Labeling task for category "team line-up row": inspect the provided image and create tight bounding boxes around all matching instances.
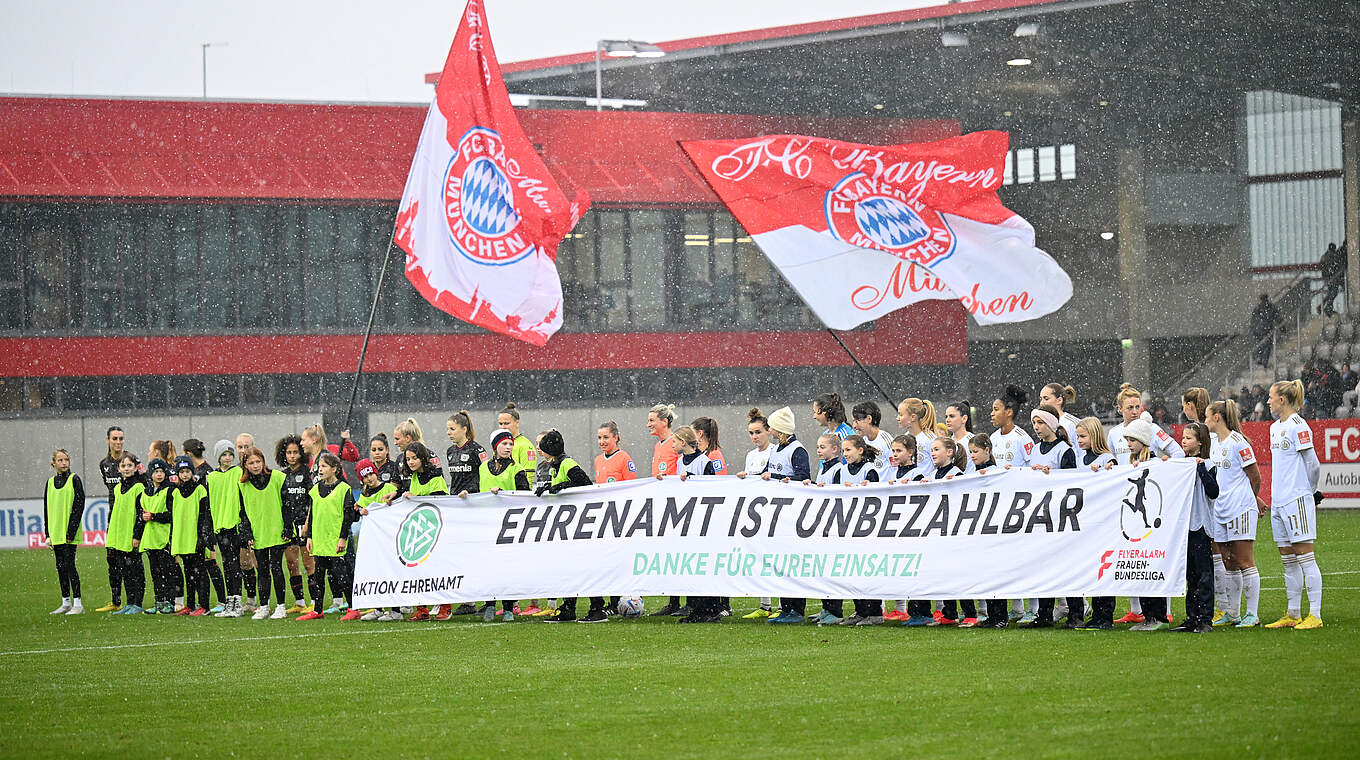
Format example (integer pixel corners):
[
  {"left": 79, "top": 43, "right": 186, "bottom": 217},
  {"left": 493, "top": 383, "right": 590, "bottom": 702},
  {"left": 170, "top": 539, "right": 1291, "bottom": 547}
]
[{"left": 39, "top": 380, "right": 1324, "bottom": 631}]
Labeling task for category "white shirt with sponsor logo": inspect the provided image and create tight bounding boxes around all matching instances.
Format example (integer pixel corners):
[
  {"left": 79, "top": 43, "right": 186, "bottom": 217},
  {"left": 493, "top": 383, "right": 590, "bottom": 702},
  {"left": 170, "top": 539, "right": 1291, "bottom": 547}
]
[
  {"left": 953, "top": 432, "right": 977, "bottom": 473},
  {"left": 865, "top": 429, "right": 897, "bottom": 479},
  {"left": 744, "top": 446, "right": 771, "bottom": 476},
  {"left": 989, "top": 426, "right": 1033, "bottom": 468},
  {"left": 1269, "top": 413, "right": 1315, "bottom": 505},
  {"left": 1210, "top": 430, "right": 1257, "bottom": 519},
  {"left": 915, "top": 430, "right": 938, "bottom": 472}
]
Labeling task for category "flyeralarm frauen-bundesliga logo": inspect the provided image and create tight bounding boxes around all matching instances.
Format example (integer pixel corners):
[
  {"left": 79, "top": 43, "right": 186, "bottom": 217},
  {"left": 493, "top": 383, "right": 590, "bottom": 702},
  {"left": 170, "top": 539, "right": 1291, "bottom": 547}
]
[{"left": 396, "top": 503, "right": 443, "bottom": 568}]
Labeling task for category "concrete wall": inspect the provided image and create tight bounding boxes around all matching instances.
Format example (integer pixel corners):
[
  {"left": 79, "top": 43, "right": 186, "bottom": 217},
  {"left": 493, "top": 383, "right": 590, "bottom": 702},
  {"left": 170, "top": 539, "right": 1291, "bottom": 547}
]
[{"left": 10, "top": 412, "right": 326, "bottom": 501}]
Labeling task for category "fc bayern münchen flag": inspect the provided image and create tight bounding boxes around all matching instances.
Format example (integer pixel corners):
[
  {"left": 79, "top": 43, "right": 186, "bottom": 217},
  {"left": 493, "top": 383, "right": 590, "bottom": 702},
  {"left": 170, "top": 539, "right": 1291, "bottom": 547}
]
[
  {"left": 395, "top": 0, "right": 588, "bottom": 345},
  {"left": 680, "top": 132, "right": 1070, "bottom": 327}
]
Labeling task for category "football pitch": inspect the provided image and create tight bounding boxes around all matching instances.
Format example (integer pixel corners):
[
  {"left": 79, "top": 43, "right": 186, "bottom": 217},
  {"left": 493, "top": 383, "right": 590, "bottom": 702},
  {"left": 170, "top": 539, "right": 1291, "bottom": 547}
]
[{"left": 3, "top": 515, "right": 1358, "bottom": 759}]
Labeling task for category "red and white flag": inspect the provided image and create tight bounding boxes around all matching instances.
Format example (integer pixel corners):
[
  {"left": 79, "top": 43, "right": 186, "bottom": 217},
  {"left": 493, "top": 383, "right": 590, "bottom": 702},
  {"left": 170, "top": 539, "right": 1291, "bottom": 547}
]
[
  {"left": 680, "top": 131, "right": 1070, "bottom": 328},
  {"left": 395, "top": 0, "right": 587, "bottom": 345}
]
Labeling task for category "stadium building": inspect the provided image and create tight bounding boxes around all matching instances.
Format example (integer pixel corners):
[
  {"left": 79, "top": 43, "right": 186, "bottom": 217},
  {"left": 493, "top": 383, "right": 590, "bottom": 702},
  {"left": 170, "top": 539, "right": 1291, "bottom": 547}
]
[{"left": 0, "top": 0, "right": 1357, "bottom": 490}]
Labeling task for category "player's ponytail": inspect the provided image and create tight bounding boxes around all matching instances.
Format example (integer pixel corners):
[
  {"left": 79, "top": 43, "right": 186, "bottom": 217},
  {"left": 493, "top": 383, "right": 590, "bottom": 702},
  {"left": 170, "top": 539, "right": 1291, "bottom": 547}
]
[
  {"left": 1181, "top": 387, "right": 1210, "bottom": 422},
  {"left": 649, "top": 403, "right": 675, "bottom": 427},
  {"left": 1208, "top": 400, "right": 1241, "bottom": 433},
  {"left": 448, "top": 410, "right": 476, "bottom": 442},
  {"left": 814, "top": 393, "right": 847, "bottom": 426},
  {"left": 747, "top": 407, "right": 768, "bottom": 429},
  {"left": 1270, "top": 379, "right": 1305, "bottom": 411},
  {"left": 396, "top": 417, "right": 423, "bottom": 442},
  {"left": 902, "top": 397, "right": 936, "bottom": 431}
]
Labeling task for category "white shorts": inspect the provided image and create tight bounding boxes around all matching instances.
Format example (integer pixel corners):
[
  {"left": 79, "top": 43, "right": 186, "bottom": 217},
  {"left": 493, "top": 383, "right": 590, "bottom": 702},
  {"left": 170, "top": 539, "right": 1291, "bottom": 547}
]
[
  {"left": 1212, "top": 509, "right": 1257, "bottom": 543},
  {"left": 1271, "top": 496, "right": 1317, "bottom": 546}
]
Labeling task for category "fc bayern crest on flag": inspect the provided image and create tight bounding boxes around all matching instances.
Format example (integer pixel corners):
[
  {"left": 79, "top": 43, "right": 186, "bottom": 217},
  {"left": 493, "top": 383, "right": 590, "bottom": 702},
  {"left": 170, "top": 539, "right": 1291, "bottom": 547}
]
[
  {"left": 443, "top": 127, "right": 535, "bottom": 266},
  {"left": 824, "top": 172, "right": 956, "bottom": 266}
]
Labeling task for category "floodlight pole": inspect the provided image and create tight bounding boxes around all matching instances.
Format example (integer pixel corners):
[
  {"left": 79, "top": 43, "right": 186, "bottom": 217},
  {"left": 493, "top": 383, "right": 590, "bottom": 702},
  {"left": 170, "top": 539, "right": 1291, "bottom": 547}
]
[{"left": 594, "top": 41, "right": 604, "bottom": 112}]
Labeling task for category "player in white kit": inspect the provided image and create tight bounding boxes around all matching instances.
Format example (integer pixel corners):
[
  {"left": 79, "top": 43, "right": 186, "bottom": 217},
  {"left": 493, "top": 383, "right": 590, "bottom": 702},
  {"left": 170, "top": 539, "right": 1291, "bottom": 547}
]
[
  {"left": 989, "top": 385, "right": 1035, "bottom": 621},
  {"left": 1264, "top": 380, "right": 1324, "bottom": 630},
  {"left": 1039, "top": 382, "right": 1082, "bottom": 446},
  {"left": 1205, "top": 400, "right": 1265, "bottom": 627},
  {"left": 739, "top": 408, "right": 777, "bottom": 619},
  {"left": 1181, "top": 386, "right": 1230, "bottom": 623}
]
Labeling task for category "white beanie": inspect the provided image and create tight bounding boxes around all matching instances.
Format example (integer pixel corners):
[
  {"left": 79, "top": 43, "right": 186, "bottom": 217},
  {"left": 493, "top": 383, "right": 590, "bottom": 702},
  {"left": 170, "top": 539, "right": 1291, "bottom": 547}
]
[
  {"left": 1124, "top": 419, "right": 1154, "bottom": 447},
  {"left": 213, "top": 439, "right": 234, "bottom": 461},
  {"left": 768, "top": 406, "right": 795, "bottom": 435}
]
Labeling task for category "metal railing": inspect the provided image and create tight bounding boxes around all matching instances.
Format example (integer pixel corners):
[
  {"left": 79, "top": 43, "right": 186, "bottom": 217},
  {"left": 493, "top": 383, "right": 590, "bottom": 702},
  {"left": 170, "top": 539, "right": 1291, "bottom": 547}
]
[{"left": 1157, "top": 274, "right": 1325, "bottom": 402}]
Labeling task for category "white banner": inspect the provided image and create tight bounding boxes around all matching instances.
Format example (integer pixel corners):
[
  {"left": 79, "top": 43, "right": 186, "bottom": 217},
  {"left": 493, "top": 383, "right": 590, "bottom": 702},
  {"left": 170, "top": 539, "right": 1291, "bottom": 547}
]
[
  {"left": 352, "top": 460, "right": 1196, "bottom": 607},
  {"left": 0, "top": 497, "right": 109, "bottom": 550}
]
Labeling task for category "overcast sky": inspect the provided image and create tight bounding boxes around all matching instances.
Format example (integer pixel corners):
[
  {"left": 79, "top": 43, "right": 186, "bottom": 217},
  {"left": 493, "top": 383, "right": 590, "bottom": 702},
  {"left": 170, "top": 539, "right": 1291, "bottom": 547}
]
[{"left": 0, "top": 0, "right": 941, "bottom": 104}]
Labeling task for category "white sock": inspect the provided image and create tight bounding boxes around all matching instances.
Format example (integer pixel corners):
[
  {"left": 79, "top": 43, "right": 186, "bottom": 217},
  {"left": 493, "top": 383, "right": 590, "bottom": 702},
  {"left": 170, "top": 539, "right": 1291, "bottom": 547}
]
[
  {"left": 1130, "top": 597, "right": 1143, "bottom": 614},
  {"left": 760, "top": 597, "right": 771, "bottom": 608},
  {"left": 1025, "top": 598, "right": 1039, "bottom": 614},
  {"left": 1212, "top": 553, "right": 1227, "bottom": 609},
  {"left": 175, "top": 596, "right": 184, "bottom": 608},
  {"left": 1298, "top": 552, "right": 1322, "bottom": 618},
  {"left": 1282, "top": 554, "right": 1303, "bottom": 618},
  {"left": 1225, "top": 569, "right": 1242, "bottom": 618},
  {"left": 1011, "top": 599, "right": 1023, "bottom": 614},
  {"left": 1241, "top": 566, "right": 1260, "bottom": 617},
  {"left": 71, "top": 598, "right": 82, "bottom": 607}
]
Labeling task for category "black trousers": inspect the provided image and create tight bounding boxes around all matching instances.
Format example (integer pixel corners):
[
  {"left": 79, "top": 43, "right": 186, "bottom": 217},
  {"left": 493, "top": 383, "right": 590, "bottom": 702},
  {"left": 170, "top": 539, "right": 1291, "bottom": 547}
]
[
  {"left": 1185, "top": 528, "right": 1214, "bottom": 625},
  {"left": 107, "top": 548, "right": 145, "bottom": 607},
  {"left": 310, "top": 555, "right": 352, "bottom": 613},
  {"left": 906, "top": 599, "right": 931, "bottom": 618},
  {"left": 777, "top": 597, "right": 806, "bottom": 615},
  {"left": 560, "top": 596, "right": 606, "bottom": 616},
  {"left": 179, "top": 552, "right": 208, "bottom": 609},
  {"left": 940, "top": 599, "right": 976, "bottom": 621},
  {"left": 53, "top": 544, "right": 81, "bottom": 598},
  {"left": 203, "top": 555, "right": 227, "bottom": 603},
  {"left": 690, "top": 596, "right": 722, "bottom": 615},
  {"left": 215, "top": 528, "right": 243, "bottom": 596},
  {"left": 146, "top": 548, "right": 176, "bottom": 605},
  {"left": 1138, "top": 596, "right": 1168, "bottom": 623},
  {"left": 820, "top": 598, "right": 844, "bottom": 617},
  {"left": 253, "top": 545, "right": 287, "bottom": 607},
  {"left": 1036, "top": 596, "right": 1084, "bottom": 623},
  {"left": 983, "top": 599, "right": 1009, "bottom": 624},
  {"left": 853, "top": 599, "right": 882, "bottom": 617},
  {"left": 1090, "top": 596, "right": 1115, "bottom": 625}
]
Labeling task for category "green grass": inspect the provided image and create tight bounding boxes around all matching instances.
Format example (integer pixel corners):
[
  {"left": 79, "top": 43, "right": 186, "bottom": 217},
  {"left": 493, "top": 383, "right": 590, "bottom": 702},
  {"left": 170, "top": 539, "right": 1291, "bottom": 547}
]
[{"left": 3, "top": 516, "right": 1359, "bottom": 759}]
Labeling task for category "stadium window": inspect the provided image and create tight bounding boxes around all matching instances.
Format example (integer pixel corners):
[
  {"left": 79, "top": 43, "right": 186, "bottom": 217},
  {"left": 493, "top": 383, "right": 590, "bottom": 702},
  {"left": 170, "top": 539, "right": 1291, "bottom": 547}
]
[
  {"left": 303, "top": 207, "right": 339, "bottom": 328},
  {"left": 198, "top": 206, "right": 232, "bottom": 329},
  {"left": 628, "top": 210, "right": 667, "bottom": 328},
  {"left": 233, "top": 206, "right": 269, "bottom": 329},
  {"left": 1060, "top": 144, "right": 1077, "bottom": 179},
  {"left": 0, "top": 204, "right": 24, "bottom": 330},
  {"left": 0, "top": 378, "right": 20, "bottom": 411},
  {"left": 1015, "top": 148, "right": 1035, "bottom": 184},
  {"left": 1037, "top": 146, "right": 1057, "bottom": 182},
  {"left": 596, "top": 210, "right": 632, "bottom": 328},
  {"left": 335, "top": 208, "right": 371, "bottom": 328},
  {"left": 1003, "top": 151, "right": 1014, "bottom": 185}
]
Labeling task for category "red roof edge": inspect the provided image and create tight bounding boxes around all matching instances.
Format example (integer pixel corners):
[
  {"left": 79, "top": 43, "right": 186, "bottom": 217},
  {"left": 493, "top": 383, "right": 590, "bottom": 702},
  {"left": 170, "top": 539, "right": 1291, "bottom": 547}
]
[{"left": 486, "top": 0, "right": 1062, "bottom": 76}]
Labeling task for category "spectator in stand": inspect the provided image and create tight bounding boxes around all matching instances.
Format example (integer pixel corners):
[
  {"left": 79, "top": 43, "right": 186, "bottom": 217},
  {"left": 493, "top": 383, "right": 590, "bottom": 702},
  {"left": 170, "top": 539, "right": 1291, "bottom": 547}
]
[
  {"left": 1251, "top": 293, "right": 1282, "bottom": 368},
  {"left": 1304, "top": 361, "right": 1328, "bottom": 418},
  {"left": 1248, "top": 384, "right": 1270, "bottom": 421},
  {"left": 1320, "top": 361, "right": 1343, "bottom": 419},
  {"left": 1340, "top": 363, "right": 1358, "bottom": 398},
  {"left": 1319, "top": 242, "right": 1345, "bottom": 317}
]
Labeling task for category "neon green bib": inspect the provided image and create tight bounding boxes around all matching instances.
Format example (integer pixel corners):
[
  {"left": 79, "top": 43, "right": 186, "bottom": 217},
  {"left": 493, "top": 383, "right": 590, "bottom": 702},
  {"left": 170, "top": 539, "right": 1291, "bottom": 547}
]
[
  {"left": 45, "top": 475, "right": 77, "bottom": 546},
  {"left": 307, "top": 482, "right": 350, "bottom": 558},
  {"left": 357, "top": 482, "right": 396, "bottom": 509},
  {"left": 106, "top": 481, "right": 145, "bottom": 552},
  {"left": 407, "top": 471, "right": 449, "bottom": 497},
  {"left": 140, "top": 486, "right": 171, "bottom": 550},
  {"left": 478, "top": 460, "right": 523, "bottom": 492},
  {"left": 170, "top": 485, "right": 207, "bottom": 555},
  {"left": 241, "top": 469, "right": 286, "bottom": 549},
  {"left": 206, "top": 467, "right": 242, "bottom": 531},
  {"left": 551, "top": 457, "right": 582, "bottom": 488}
]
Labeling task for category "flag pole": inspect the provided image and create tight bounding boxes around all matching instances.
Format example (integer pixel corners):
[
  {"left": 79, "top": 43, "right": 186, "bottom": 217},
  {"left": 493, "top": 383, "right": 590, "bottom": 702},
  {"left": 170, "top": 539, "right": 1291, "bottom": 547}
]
[
  {"left": 824, "top": 328, "right": 897, "bottom": 407},
  {"left": 343, "top": 227, "right": 400, "bottom": 433}
]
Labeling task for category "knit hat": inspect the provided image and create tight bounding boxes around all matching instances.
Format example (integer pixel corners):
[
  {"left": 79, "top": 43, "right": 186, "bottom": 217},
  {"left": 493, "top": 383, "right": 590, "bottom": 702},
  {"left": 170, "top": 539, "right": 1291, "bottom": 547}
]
[
  {"left": 356, "top": 458, "right": 377, "bottom": 479},
  {"left": 213, "top": 439, "right": 233, "bottom": 462},
  {"left": 539, "top": 430, "right": 565, "bottom": 458},
  {"left": 147, "top": 458, "right": 170, "bottom": 475},
  {"left": 174, "top": 455, "right": 194, "bottom": 473},
  {"left": 768, "top": 406, "right": 795, "bottom": 435},
  {"left": 490, "top": 429, "right": 514, "bottom": 451},
  {"left": 1124, "top": 419, "right": 1155, "bottom": 446}
]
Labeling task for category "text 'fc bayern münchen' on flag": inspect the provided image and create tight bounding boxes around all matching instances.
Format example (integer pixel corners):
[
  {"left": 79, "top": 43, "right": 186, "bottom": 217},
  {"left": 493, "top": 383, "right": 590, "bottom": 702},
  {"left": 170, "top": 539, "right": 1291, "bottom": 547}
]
[
  {"left": 395, "top": 0, "right": 588, "bottom": 346},
  {"left": 681, "top": 131, "right": 1071, "bottom": 327}
]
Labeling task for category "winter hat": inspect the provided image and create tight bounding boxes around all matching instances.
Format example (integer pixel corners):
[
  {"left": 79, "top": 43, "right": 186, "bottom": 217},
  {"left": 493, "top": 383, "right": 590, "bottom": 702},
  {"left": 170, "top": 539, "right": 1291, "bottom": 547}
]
[
  {"left": 1124, "top": 419, "right": 1155, "bottom": 446},
  {"left": 539, "top": 430, "right": 565, "bottom": 458},
  {"left": 213, "top": 439, "right": 233, "bottom": 461},
  {"left": 174, "top": 455, "right": 194, "bottom": 473},
  {"left": 1139, "top": 410, "right": 1154, "bottom": 423},
  {"left": 356, "top": 458, "right": 377, "bottom": 479},
  {"left": 489, "top": 429, "right": 514, "bottom": 451},
  {"left": 147, "top": 458, "right": 170, "bottom": 475},
  {"left": 768, "top": 406, "right": 795, "bottom": 435}
]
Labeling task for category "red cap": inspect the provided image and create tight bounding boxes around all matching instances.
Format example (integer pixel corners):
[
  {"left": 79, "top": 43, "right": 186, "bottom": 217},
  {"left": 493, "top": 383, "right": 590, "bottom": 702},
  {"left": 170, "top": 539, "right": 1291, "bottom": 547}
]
[{"left": 356, "top": 458, "right": 377, "bottom": 479}]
